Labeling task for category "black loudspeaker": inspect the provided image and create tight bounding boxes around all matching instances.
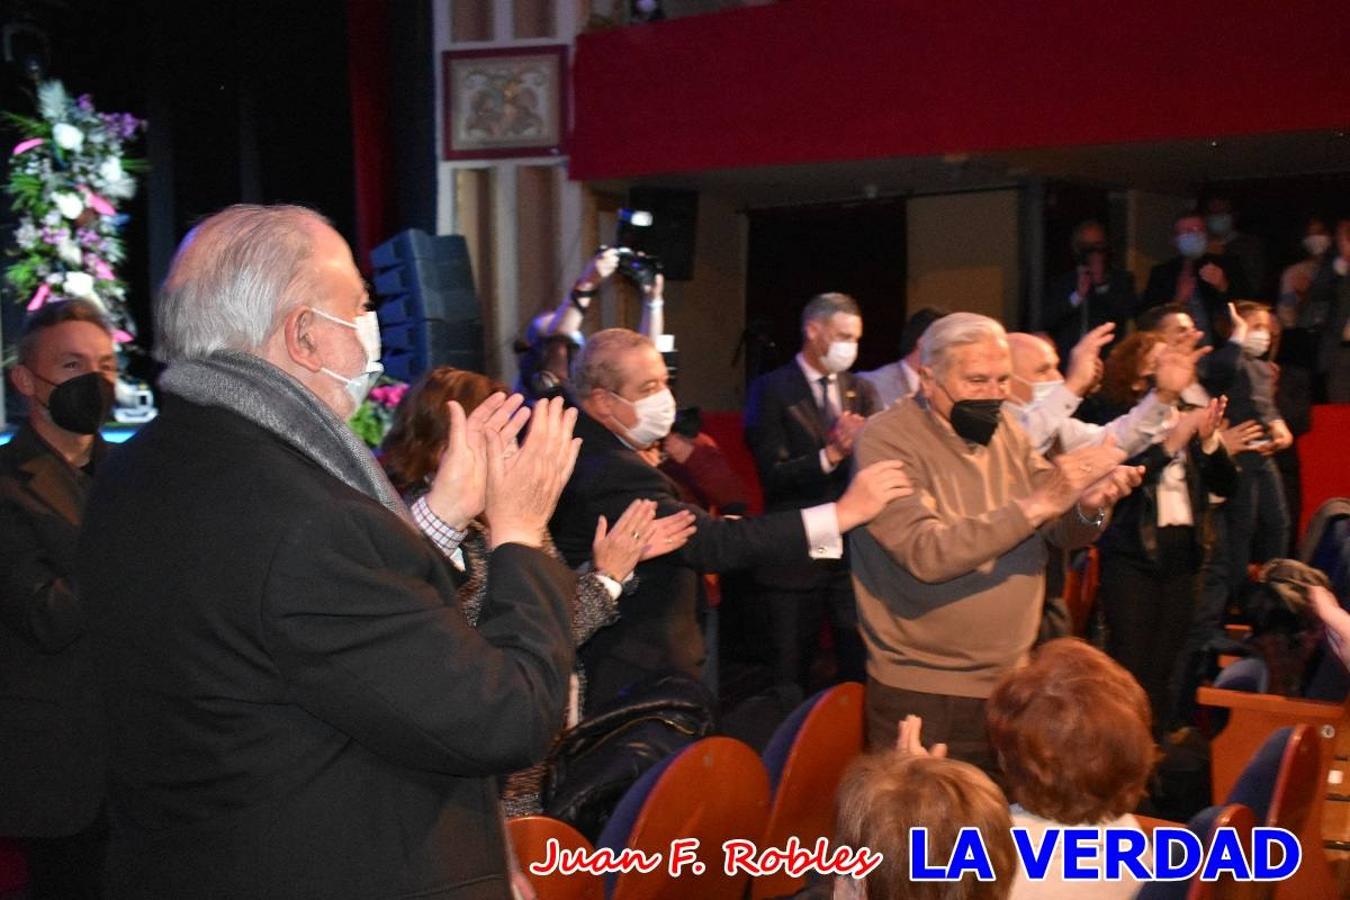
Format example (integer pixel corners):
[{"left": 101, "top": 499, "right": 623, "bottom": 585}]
[
  {"left": 370, "top": 229, "right": 483, "bottom": 382},
  {"left": 624, "top": 188, "right": 698, "bottom": 281}
]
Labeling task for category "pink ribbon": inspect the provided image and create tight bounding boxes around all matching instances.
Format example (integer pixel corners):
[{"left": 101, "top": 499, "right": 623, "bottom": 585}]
[
  {"left": 25, "top": 283, "right": 50, "bottom": 311},
  {"left": 113, "top": 329, "right": 134, "bottom": 344},
  {"left": 11, "top": 138, "right": 44, "bottom": 155},
  {"left": 82, "top": 189, "right": 116, "bottom": 217}
]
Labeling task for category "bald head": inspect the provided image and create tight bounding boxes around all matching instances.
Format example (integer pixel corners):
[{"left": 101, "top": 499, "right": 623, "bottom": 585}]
[{"left": 1007, "top": 333, "right": 1060, "bottom": 404}]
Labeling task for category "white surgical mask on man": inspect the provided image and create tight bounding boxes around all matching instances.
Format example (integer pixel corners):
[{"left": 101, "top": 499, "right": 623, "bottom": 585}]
[
  {"left": 611, "top": 387, "right": 677, "bottom": 448},
  {"left": 312, "top": 306, "right": 384, "bottom": 408},
  {"left": 822, "top": 340, "right": 858, "bottom": 374},
  {"left": 1015, "top": 376, "right": 1065, "bottom": 405},
  {"left": 1242, "top": 328, "right": 1271, "bottom": 358}
]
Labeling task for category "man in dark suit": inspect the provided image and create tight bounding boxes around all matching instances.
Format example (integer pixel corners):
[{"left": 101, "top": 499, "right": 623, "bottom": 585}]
[
  {"left": 1042, "top": 220, "right": 1136, "bottom": 366},
  {"left": 549, "top": 328, "right": 909, "bottom": 708},
  {"left": 1139, "top": 210, "right": 1249, "bottom": 345},
  {"left": 1, "top": 299, "right": 117, "bottom": 899},
  {"left": 77, "top": 204, "right": 579, "bottom": 898},
  {"left": 743, "top": 293, "right": 879, "bottom": 692}
]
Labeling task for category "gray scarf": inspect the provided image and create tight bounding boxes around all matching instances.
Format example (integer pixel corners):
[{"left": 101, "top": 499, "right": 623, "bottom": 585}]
[{"left": 160, "top": 350, "right": 412, "bottom": 523}]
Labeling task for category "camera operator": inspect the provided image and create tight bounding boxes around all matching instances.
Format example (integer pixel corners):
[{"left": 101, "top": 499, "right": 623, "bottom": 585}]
[{"left": 517, "top": 248, "right": 668, "bottom": 402}]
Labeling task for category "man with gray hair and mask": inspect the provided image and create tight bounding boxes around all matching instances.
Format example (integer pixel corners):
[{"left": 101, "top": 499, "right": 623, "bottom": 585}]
[
  {"left": 850, "top": 312, "right": 1143, "bottom": 772},
  {"left": 79, "top": 204, "right": 582, "bottom": 897},
  {"left": 549, "top": 327, "right": 911, "bottom": 708}
]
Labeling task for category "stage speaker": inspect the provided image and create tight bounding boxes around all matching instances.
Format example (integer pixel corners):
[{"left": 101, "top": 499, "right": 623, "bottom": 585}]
[
  {"left": 624, "top": 188, "right": 698, "bottom": 281},
  {"left": 370, "top": 229, "right": 483, "bottom": 382}
]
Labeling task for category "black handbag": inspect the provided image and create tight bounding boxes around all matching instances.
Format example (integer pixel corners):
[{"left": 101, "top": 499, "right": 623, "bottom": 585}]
[{"left": 541, "top": 673, "right": 717, "bottom": 843}]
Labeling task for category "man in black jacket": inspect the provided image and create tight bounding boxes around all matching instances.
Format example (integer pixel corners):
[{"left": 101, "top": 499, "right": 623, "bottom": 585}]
[
  {"left": 1139, "top": 210, "right": 1249, "bottom": 345},
  {"left": 1042, "top": 220, "right": 1137, "bottom": 366},
  {"left": 549, "top": 328, "right": 910, "bottom": 708},
  {"left": 77, "top": 204, "right": 579, "bottom": 898},
  {"left": 743, "top": 293, "right": 879, "bottom": 691},
  {"left": 1, "top": 299, "right": 118, "bottom": 898}
]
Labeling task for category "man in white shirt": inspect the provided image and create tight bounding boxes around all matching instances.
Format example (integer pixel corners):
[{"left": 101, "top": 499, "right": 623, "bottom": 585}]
[
  {"left": 857, "top": 306, "right": 948, "bottom": 409},
  {"left": 1006, "top": 323, "right": 1199, "bottom": 457}
]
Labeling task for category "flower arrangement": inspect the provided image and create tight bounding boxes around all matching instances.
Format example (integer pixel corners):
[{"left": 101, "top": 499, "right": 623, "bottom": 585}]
[
  {"left": 3, "top": 80, "right": 145, "bottom": 342},
  {"left": 349, "top": 377, "right": 409, "bottom": 448}
]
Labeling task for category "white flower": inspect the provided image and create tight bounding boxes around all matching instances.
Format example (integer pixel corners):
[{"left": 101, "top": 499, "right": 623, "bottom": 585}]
[
  {"left": 52, "top": 123, "right": 85, "bottom": 151},
  {"left": 45, "top": 273, "right": 63, "bottom": 285},
  {"left": 53, "top": 192, "right": 84, "bottom": 219},
  {"left": 14, "top": 222, "right": 39, "bottom": 249},
  {"left": 43, "top": 209, "right": 62, "bottom": 227},
  {"left": 57, "top": 237, "right": 82, "bottom": 266},
  {"left": 98, "top": 157, "right": 124, "bottom": 184},
  {"left": 63, "top": 271, "right": 96, "bottom": 299}
]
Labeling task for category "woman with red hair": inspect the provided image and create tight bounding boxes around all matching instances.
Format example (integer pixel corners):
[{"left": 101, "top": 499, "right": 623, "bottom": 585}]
[
  {"left": 987, "top": 638, "right": 1157, "bottom": 899},
  {"left": 381, "top": 367, "right": 696, "bottom": 816}
]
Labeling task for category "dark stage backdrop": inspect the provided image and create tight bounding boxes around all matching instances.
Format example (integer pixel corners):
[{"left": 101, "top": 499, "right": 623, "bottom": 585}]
[
  {"left": 744, "top": 199, "right": 907, "bottom": 386},
  {"left": 1, "top": 0, "right": 377, "bottom": 374}
]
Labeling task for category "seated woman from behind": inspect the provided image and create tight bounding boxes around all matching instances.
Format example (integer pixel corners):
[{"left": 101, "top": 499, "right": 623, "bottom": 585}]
[{"left": 987, "top": 637, "right": 1157, "bottom": 900}]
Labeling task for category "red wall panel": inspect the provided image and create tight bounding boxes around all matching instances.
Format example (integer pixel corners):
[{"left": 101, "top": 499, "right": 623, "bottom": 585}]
[{"left": 570, "top": 0, "right": 1350, "bottom": 180}]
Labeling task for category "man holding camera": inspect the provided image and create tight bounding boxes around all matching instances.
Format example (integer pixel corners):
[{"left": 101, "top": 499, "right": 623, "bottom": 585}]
[
  {"left": 743, "top": 293, "right": 880, "bottom": 693},
  {"left": 519, "top": 248, "right": 667, "bottom": 402}
]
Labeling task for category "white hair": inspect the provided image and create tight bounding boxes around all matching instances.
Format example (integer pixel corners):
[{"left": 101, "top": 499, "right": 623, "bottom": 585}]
[
  {"left": 155, "top": 204, "right": 332, "bottom": 362},
  {"left": 919, "top": 312, "right": 1008, "bottom": 376}
]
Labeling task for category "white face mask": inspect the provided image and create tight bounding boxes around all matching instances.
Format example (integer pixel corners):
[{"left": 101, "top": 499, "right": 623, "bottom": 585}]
[
  {"left": 612, "top": 387, "right": 677, "bottom": 448},
  {"left": 1304, "top": 234, "right": 1332, "bottom": 258},
  {"left": 1242, "top": 329, "right": 1271, "bottom": 358},
  {"left": 312, "top": 307, "right": 384, "bottom": 408},
  {"left": 1017, "top": 376, "right": 1064, "bottom": 405},
  {"left": 822, "top": 340, "right": 858, "bottom": 374}
]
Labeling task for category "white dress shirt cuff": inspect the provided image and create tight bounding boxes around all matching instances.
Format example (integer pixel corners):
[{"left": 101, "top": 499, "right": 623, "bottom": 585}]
[
  {"left": 819, "top": 448, "right": 839, "bottom": 474},
  {"left": 801, "top": 503, "right": 844, "bottom": 559},
  {"left": 592, "top": 572, "right": 624, "bottom": 600}
]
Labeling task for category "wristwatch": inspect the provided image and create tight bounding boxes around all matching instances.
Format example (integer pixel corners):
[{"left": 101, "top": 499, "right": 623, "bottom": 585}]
[{"left": 1075, "top": 503, "right": 1107, "bottom": 529}]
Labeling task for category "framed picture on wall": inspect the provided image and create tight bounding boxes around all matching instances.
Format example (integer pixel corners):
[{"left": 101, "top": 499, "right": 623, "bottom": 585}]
[{"left": 442, "top": 45, "right": 568, "bottom": 160}]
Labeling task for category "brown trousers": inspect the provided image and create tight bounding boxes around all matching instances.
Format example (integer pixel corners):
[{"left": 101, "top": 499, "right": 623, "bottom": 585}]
[{"left": 864, "top": 677, "right": 1001, "bottom": 783}]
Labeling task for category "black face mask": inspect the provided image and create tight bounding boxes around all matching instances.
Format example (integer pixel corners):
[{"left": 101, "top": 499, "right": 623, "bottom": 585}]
[
  {"left": 937, "top": 382, "right": 1003, "bottom": 446},
  {"left": 949, "top": 399, "right": 1004, "bottom": 446},
  {"left": 36, "top": 371, "right": 115, "bottom": 435}
]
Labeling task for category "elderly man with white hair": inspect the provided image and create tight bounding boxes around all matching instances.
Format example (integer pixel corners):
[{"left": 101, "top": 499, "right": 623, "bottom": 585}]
[
  {"left": 849, "top": 312, "right": 1143, "bottom": 772},
  {"left": 78, "top": 204, "right": 581, "bottom": 898}
]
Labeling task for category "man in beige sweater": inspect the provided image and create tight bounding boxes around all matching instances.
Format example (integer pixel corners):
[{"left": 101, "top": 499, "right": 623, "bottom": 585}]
[{"left": 850, "top": 312, "right": 1143, "bottom": 773}]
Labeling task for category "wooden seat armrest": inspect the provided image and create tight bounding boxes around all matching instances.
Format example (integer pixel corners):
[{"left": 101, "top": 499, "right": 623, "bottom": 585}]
[{"left": 1195, "top": 687, "right": 1346, "bottom": 721}]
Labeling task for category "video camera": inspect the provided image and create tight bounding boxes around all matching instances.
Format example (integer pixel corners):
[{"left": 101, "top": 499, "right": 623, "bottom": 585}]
[{"left": 608, "top": 246, "right": 662, "bottom": 291}]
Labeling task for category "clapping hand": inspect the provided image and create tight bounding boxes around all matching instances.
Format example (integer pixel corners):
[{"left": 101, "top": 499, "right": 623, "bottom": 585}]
[
  {"left": 484, "top": 396, "right": 581, "bottom": 549},
  {"left": 1227, "top": 302, "right": 1248, "bottom": 345},
  {"left": 826, "top": 411, "right": 868, "bottom": 464},
  {"left": 1200, "top": 262, "right": 1229, "bottom": 293},
  {"left": 1154, "top": 331, "right": 1210, "bottom": 401},
  {"left": 1065, "top": 322, "right": 1114, "bottom": 397},
  {"left": 1219, "top": 419, "right": 1265, "bottom": 455},
  {"left": 895, "top": 715, "right": 947, "bottom": 759},
  {"left": 426, "top": 392, "right": 529, "bottom": 528}
]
